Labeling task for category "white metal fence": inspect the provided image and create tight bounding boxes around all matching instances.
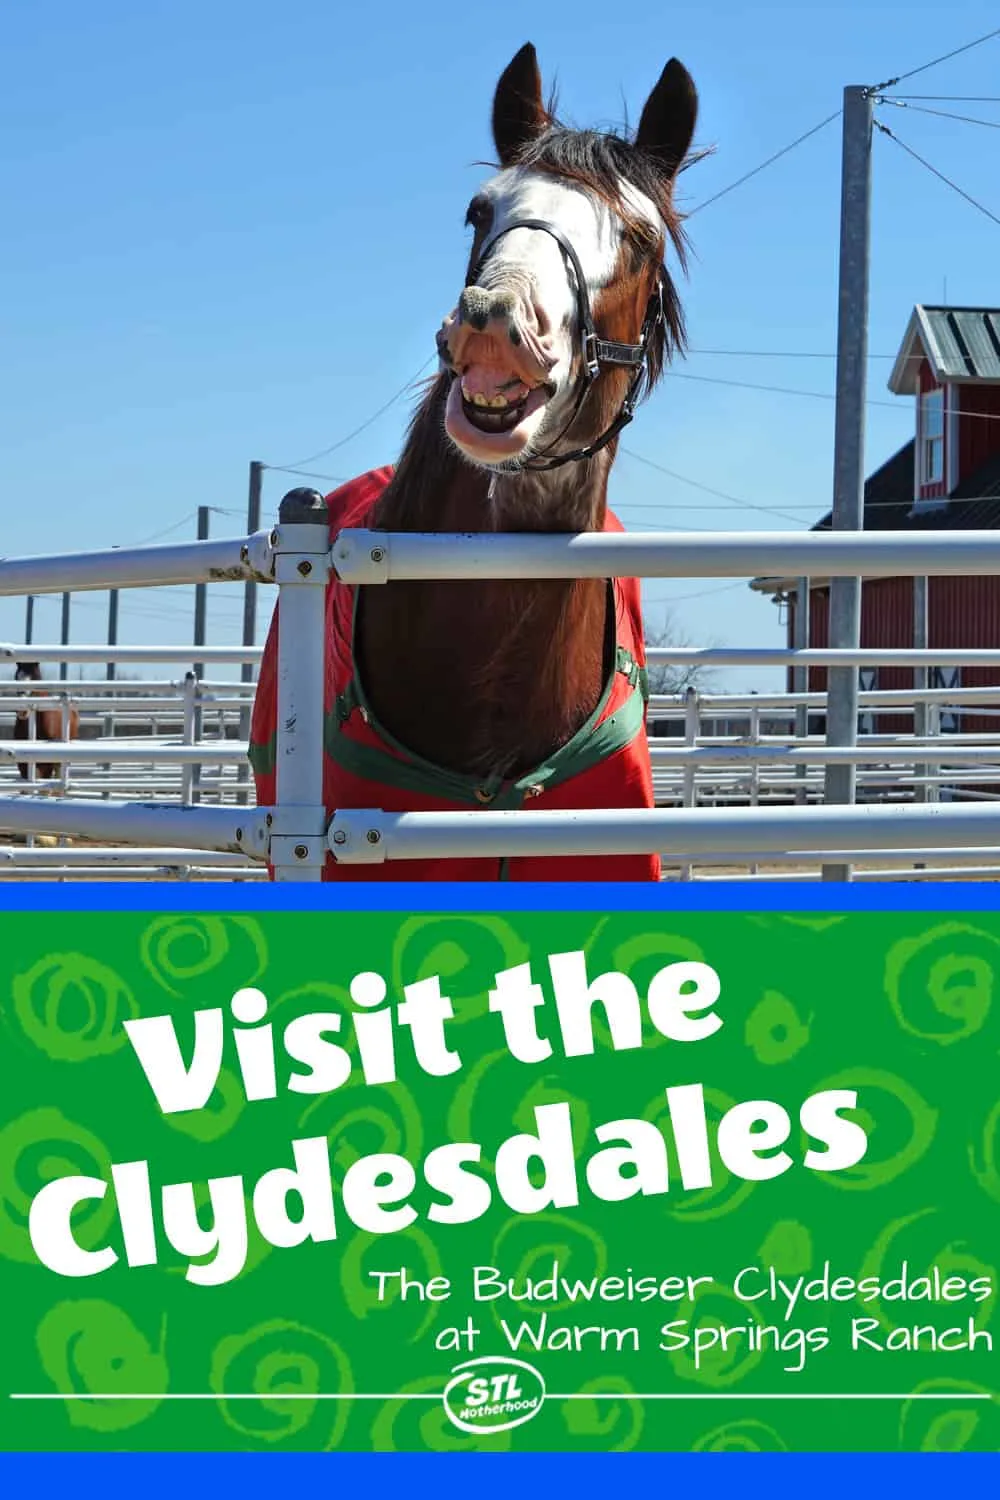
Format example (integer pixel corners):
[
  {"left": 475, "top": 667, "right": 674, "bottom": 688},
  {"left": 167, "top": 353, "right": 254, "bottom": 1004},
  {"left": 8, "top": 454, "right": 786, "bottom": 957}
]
[{"left": 5, "top": 494, "right": 1000, "bottom": 880}]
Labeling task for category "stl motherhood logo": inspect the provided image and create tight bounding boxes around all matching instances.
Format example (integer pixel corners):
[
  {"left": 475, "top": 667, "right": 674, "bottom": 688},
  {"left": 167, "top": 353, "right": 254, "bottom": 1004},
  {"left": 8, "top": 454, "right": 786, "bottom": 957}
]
[{"left": 442, "top": 1355, "right": 547, "bottom": 1434}]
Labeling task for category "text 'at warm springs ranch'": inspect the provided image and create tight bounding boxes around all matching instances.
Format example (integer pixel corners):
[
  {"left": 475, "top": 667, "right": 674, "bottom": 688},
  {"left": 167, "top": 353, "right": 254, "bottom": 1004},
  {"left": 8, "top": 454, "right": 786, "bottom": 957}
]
[{"left": 363, "top": 1262, "right": 994, "bottom": 1371}]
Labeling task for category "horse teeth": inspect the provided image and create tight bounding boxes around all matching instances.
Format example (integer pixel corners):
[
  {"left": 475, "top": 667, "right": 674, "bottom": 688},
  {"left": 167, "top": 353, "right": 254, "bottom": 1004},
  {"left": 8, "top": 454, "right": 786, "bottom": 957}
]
[
  {"left": 472, "top": 392, "right": 489, "bottom": 407},
  {"left": 489, "top": 394, "right": 508, "bottom": 408}
]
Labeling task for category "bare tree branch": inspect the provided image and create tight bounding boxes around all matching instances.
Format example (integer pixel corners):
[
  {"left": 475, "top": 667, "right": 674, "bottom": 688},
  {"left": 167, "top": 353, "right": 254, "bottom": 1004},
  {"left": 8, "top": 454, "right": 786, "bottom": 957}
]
[{"left": 643, "top": 608, "right": 718, "bottom": 694}]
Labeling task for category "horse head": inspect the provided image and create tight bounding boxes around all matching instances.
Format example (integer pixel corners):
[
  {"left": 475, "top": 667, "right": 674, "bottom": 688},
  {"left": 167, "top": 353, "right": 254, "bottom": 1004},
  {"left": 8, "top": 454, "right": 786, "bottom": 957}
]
[{"left": 438, "top": 42, "right": 697, "bottom": 475}]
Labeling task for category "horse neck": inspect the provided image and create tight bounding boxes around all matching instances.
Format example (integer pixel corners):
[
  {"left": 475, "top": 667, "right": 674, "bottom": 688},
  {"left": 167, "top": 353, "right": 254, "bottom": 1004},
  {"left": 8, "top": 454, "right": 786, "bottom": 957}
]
[{"left": 358, "top": 380, "right": 615, "bottom": 777}]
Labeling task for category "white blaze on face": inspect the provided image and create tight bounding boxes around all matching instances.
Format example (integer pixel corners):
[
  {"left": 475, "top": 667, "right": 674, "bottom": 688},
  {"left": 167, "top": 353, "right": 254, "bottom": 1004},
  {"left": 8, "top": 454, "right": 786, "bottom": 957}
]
[{"left": 442, "top": 165, "right": 663, "bottom": 468}]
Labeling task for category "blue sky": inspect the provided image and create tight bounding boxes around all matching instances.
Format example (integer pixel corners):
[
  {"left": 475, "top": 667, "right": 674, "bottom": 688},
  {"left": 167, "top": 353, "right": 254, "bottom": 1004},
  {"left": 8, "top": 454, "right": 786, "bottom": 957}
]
[{"left": 1, "top": 1, "right": 998, "bottom": 688}]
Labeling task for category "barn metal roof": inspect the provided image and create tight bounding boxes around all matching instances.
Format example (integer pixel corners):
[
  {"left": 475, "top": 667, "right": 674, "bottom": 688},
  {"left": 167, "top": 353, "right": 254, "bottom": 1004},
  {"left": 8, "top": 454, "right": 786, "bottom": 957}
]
[{"left": 889, "top": 305, "right": 1000, "bottom": 393}]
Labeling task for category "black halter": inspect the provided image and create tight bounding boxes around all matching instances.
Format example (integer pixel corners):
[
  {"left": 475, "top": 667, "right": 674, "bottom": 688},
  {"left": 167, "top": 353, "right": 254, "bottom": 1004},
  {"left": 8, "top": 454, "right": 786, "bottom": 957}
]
[{"left": 462, "top": 217, "right": 665, "bottom": 471}]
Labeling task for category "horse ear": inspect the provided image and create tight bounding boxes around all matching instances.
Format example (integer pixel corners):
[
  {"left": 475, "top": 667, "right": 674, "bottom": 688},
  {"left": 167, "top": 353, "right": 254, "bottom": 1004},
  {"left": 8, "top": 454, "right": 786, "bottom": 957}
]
[
  {"left": 492, "top": 43, "right": 548, "bottom": 167},
  {"left": 635, "top": 58, "right": 698, "bottom": 180}
]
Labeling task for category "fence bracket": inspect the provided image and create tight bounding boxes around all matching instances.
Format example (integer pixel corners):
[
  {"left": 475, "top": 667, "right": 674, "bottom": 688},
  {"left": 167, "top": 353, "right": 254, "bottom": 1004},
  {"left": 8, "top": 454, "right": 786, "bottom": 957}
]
[
  {"left": 328, "top": 808, "right": 391, "bottom": 863},
  {"left": 330, "top": 529, "right": 390, "bottom": 585}
]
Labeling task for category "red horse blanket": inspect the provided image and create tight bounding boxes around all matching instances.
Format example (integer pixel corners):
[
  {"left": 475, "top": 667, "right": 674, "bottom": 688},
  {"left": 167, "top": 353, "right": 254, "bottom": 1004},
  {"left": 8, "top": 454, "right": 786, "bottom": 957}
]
[{"left": 249, "top": 469, "right": 660, "bottom": 881}]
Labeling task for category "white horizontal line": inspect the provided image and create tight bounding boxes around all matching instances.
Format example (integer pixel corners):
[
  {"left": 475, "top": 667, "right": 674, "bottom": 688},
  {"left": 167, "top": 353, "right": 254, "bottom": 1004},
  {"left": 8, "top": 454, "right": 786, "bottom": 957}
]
[{"left": 8, "top": 1392, "right": 991, "bottom": 1402}]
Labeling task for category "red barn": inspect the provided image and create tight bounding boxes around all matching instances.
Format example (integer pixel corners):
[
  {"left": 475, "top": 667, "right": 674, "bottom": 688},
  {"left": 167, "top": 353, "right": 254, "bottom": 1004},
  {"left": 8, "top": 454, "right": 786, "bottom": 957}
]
[{"left": 754, "top": 304, "right": 1000, "bottom": 735}]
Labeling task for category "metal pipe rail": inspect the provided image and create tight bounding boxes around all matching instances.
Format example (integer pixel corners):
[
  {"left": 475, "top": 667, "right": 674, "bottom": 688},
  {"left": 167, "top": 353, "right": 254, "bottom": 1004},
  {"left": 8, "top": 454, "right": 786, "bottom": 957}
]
[
  {"left": 0, "top": 796, "right": 264, "bottom": 852},
  {"left": 0, "top": 644, "right": 264, "bottom": 665},
  {"left": 0, "top": 536, "right": 273, "bottom": 597},
  {"left": 646, "top": 647, "right": 1000, "bottom": 668},
  {"left": 0, "top": 742, "right": 246, "bottom": 765},
  {"left": 659, "top": 846, "right": 1000, "bottom": 868},
  {"left": 646, "top": 744, "right": 1000, "bottom": 766},
  {"left": 648, "top": 687, "right": 1000, "bottom": 712},
  {"left": 735, "top": 868, "right": 1000, "bottom": 878},
  {"left": 0, "top": 866, "right": 268, "bottom": 881},
  {"left": 0, "top": 846, "right": 257, "bottom": 867},
  {"left": 331, "top": 528, "right": 1000, "bottom": 584},
  {"left": 326, "top": 802, "right": 1000, "bottom": 863},
  {"left": 0, "top": 696, "right": 250, "bottom": 715}
]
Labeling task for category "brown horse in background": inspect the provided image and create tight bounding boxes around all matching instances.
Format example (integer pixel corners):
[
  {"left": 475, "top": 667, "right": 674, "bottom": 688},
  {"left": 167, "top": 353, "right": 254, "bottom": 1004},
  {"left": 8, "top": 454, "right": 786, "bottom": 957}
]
[{"left": 14, "top": 662, "right": 80, "bottom": 782}]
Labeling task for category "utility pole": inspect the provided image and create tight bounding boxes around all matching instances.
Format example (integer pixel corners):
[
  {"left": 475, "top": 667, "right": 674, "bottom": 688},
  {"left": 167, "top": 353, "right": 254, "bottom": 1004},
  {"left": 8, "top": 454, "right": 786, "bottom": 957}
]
[
  {"left": 106, "top": 589, "right": 119, "bottom": 682},
  {"left": 60, "top": 591, "right": 71, "bottom": 681},
  {"left": 822, "top": 84, "right": 874, "bottom": 882},
  {"left": 193, "top": 506, "right": 210, "bottom": 682},
  {"left": 104, "top": 588, "right": 120, "bottom": 754}
]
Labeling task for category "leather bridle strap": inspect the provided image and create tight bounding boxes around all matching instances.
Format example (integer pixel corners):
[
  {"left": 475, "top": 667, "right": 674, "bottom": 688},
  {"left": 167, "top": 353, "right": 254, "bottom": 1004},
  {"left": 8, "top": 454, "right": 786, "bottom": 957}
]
[{"left": 463, "top": 216, "right": 664, "bottom": 471}]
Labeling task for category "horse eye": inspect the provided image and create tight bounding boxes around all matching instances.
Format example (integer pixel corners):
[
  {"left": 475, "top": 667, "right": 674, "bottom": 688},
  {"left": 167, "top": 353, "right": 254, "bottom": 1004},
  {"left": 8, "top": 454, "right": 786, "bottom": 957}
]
[{"left": 465, "top": 195, "right": 492, "bottom": 230}]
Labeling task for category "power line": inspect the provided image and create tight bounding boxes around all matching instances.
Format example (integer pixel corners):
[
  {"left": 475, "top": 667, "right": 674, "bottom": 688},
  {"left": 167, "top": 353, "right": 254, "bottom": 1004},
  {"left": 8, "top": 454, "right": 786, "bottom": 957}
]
[
  {"left": 126, "top": 512, "right": 197, "bottom": 547},
  {"left": 269, "top": 355, "right": 437, "bottom": 471},
  {"left": 891, "top": 94, "right": 1000, "bottom": 102},
  {"left": 655, "top": 580, "right": 751, "bottom": 603},
  {"left": 664, "top": 367, "right": 1000, "bottom": 421},
  {"left": 664, "top": 369, "right": 898, "bottom": 409},
  {"left": 876, "top": 98, "right": 1000, "bottom": 130},
  {"left": 264, "top": 465, "right": 350, "bottom": 485},
  {"left": 687, "top": 110, "right": 841, "bottom": 216},
  {"left": 687, "top": 347, "right": 897, "bottom": 359},
  {"left": 876, "top": 25, "right": 1000, "bottom": 90},
  {"left": 619, "top": 447, "right": 806, "bottom": 523},
  {"left": 874, "top": 118, "right": 1000, "bottom": 230}
]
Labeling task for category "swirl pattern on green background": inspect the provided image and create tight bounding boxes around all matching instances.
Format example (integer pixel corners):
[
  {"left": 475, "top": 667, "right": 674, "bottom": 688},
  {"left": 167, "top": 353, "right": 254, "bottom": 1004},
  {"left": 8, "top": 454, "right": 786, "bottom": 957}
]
[
  {"left": 13, "top": 954, "right": 138, "bottom": 1062},
  {"left": 1, "top": 908, "right": 997, "bottom": 1453}
]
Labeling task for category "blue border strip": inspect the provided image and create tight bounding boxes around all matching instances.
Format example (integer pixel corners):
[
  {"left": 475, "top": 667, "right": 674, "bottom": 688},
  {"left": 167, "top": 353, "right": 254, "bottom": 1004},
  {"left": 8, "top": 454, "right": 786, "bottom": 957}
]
[
  {"left": 0, "top": 881, "right": 999, "bottom": 912},
  {"left": 0, "top": 1453, "right": 994, "bottom": 1488}
]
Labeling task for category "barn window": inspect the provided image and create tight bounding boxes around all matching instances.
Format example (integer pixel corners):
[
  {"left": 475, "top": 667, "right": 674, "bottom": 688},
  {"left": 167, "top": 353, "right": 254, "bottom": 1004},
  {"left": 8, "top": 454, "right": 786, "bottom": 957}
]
[{"left": 918, "top": 387, "right": 945, "bottom": 487}]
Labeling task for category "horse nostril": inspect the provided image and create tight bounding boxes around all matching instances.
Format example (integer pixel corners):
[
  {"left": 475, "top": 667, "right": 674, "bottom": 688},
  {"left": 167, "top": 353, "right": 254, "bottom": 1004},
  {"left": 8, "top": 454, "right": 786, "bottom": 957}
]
[{"left": 459, "top": 286, "right": 491, "bottom": 330}]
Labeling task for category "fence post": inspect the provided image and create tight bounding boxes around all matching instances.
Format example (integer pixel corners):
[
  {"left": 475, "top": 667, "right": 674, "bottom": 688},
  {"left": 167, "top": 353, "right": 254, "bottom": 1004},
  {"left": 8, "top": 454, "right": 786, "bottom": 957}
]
[
  {"left": 749, "top": 705, "right": 761, "bottom": 806},
  {"left": 181, "top": 671, "right": 197, "bottom": 806},
  {"left": 928, "top": 695, "right": 941, "bottom": 804},
  {"left": 237, "top": 459, "right": 264, "bottom": 807},
  {"left": 678, "top": 685, "right": 699, "bottom": 881},
  {"left": 101, "top": 588, "right": 119, "bottom": 795},
  {"left": 749, "top": 704, "right": 761, "bottom": 875},
  {"left": 270, "top": 489, "right": 330, "bottom": 881},
  {"left": 913, "top": 575, "right": 928, "bottom": 807},
  {"left": 25, "top": 704, "right": 37, "bottom": 848},
  {"left": 794, "top": 576, "right": 809, "bottom": 805}
]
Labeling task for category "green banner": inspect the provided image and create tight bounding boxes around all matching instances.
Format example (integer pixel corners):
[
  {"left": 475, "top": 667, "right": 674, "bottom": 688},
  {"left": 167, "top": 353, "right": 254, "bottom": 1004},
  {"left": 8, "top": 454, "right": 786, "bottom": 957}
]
[{"left": 1, "top": 908, "right": 998, "bottom": 1452}]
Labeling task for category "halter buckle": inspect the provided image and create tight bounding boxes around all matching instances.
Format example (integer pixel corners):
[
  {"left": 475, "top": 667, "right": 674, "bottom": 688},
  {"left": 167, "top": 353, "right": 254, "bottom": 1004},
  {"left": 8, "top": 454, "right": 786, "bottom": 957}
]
[{"left": 582, "top": 331, "right": 601, "bottom": 383}]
